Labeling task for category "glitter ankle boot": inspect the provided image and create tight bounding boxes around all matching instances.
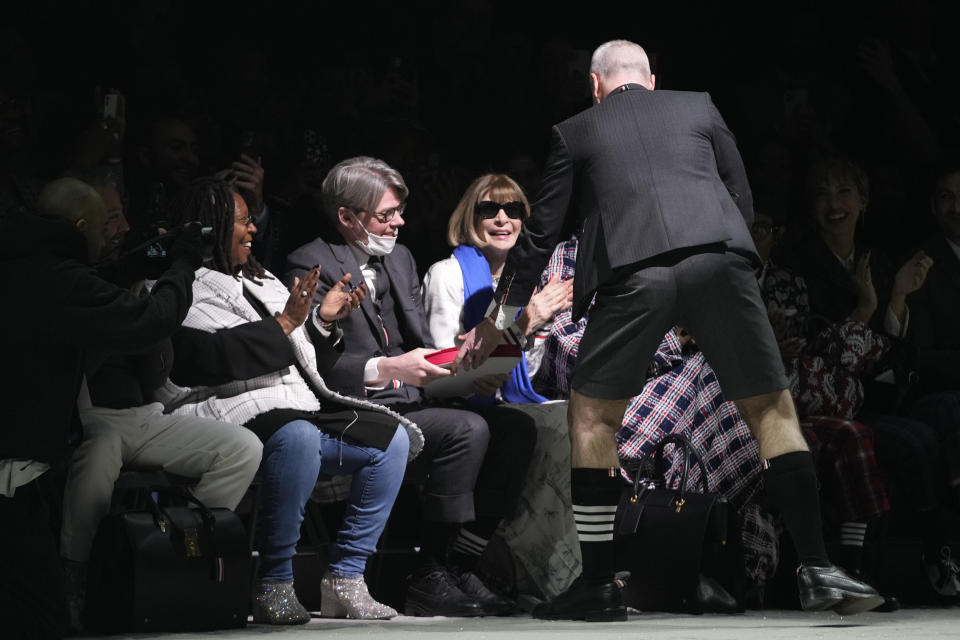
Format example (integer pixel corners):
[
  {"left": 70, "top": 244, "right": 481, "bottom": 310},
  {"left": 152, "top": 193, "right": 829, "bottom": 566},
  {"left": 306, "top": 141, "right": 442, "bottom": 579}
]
[
  {"left": 320, "top": 571, "right": 398, "bottom": 619},
  {"left": 251, "top": 580, "right": 311, "bottom": 624}
]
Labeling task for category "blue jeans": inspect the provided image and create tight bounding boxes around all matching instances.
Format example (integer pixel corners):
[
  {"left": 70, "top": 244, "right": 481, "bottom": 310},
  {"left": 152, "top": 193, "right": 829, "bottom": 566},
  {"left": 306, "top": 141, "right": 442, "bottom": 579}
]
[{"left": 257, "top": 420, "right": 408, "bottom": 581}]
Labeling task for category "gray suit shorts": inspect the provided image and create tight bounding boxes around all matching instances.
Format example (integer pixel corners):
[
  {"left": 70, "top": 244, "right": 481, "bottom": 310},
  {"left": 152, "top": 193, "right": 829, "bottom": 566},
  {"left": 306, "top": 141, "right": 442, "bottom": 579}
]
[{"left": 572, "top": 247, "right": 789, "bottom": 401}]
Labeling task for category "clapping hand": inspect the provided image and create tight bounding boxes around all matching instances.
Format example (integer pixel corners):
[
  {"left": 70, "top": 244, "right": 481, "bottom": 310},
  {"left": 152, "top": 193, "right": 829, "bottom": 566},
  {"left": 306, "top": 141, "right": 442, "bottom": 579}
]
[
  {"left": 893, "top": 250, "right": 933, "bottom": 297},
  {"left": 522, "top": 274, "right": 573, "bottom": 333},
  {"left": 277, "top": 267, "right": 320, "bottom": 334},
  {"left": 317, "top": 272, "right": 368, "bottom": 322}
]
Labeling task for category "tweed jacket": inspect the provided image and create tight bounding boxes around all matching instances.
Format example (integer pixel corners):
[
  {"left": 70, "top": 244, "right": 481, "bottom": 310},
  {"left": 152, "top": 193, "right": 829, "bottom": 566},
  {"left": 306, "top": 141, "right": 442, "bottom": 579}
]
[{"left": 156, "top": 267, "right": 423, "bottom": 459}]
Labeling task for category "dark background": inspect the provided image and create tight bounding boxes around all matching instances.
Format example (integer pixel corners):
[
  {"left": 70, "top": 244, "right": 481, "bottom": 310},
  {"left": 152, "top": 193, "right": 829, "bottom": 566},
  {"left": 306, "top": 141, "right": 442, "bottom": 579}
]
[{"left": 4, "top": 0, "right": 960, "bottom": 271}]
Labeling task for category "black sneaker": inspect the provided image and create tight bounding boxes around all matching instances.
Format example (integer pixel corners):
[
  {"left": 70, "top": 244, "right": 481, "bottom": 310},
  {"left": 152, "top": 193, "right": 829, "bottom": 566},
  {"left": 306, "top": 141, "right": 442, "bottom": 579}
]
[
  {"left": 532, "top": 576, "right": 627, "bottom": 622},
  {"left": 457, "top": 570, "right": 516, "bottom": 616},
  {"left": 405, "top": 568, "right": 484, "bottom": 617}
]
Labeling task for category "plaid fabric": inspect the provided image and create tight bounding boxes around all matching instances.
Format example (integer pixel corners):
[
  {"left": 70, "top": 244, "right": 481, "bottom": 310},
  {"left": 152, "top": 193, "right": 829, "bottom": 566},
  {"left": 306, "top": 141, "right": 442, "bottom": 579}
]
[
  {"left": 534, "top": 238, "right": 776, "bottom": 581},
  {"left": 532, "top": 239, "right": 587, "bottom": 398},
  {"left": 617, "top": 333, "right": 764, "bottom": 508},
  {"left": 534, "top": 239, "right": 763, "bottom": 505},
  {"left": 800, "top": 416, "right": 890, "bottom": 523}
]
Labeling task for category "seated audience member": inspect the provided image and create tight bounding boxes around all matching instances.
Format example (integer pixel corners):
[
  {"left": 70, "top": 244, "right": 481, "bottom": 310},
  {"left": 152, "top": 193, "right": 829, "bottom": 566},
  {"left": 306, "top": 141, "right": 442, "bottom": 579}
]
[
  {"left": 422, "top": 174, "right": 573, "bottom": 401},
  {"left": 749, "top": 199, "right": 895, "bottom": 608},
  {"left": 58, "top": 176, "right": 263, "bottom": 631},
  {"left": 285, "top": 157, "right": 537, "bottom": 617},
  {"left": 125, "top": 115, "right": 202, "bottom": 237},
  {"left": 421, "top": 174, "right": 575, "bottom": 600},
  {"left": 909, "top": 160, "right": 960, "bottom": 505},
  {"left": 161, "top": 177, "right": 415, "bottom": 623},
  {"left": 911, "top": 160, "right": 960, "bottom": 387},
  {"left": 0, "top": 177, "right": 202, "bottom": 638},
  {"left": 779, "top": 157, "right": 960, "bottom": 600},
  {"left": 530, "top": 235, "right": 777, "bottom": 601}
]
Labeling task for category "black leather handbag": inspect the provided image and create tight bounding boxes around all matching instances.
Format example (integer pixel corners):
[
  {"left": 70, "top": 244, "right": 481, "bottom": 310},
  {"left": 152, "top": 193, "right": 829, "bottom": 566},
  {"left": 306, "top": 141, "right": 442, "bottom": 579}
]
[
  {"left": 614, "top": 434, "right": 743, "bottom": 613},
  {"left": 85, "top": 489, "right": 251, "bottom": 633}
]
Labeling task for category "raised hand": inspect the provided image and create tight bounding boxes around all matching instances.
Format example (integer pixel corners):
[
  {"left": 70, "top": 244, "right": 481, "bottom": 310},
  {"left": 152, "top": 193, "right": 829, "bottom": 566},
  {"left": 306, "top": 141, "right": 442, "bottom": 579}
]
[
  {"left": 892, "top": 250, "right": 933, "bottom": 298},
  {"left": 277, "top": 267, "right": 320, "bottom": 334},
  {"left": 521, "top": 273, "right": 573, "bottom": 334},
  {"left": 317, "top": 272, "right": 368, "bottom": 322}
]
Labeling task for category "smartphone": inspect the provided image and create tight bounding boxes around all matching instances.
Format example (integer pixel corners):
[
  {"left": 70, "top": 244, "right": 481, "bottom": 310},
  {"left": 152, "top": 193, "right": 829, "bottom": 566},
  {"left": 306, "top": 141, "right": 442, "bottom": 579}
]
[{"left": 239, "top": 130, "right": 260, "bottom": 160}]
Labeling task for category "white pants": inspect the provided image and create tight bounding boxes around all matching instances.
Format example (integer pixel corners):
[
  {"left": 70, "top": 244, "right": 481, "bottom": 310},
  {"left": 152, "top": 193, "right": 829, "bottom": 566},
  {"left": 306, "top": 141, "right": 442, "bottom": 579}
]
[{"left": 60, "top": 402, "right": 262, "bottom": 562}]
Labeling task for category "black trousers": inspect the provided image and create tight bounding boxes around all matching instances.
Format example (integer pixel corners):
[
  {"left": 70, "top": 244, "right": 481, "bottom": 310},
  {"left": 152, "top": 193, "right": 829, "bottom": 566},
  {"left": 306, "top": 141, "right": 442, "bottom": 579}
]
[{"left": 397, "top": 403, "right": 537, "bottom": 524}]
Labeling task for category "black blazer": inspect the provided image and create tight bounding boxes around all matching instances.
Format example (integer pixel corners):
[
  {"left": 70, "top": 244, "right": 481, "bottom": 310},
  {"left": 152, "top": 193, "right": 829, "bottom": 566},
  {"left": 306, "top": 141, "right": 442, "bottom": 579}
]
[
  {"left": 284, "top": 238, "right": 434, "bottom": 401},
  {"left": 495, "top": 85, "right": 758, "bottom": 319},
  {"left": 909, "top": 233, "right": 960, "bottom": 392}
]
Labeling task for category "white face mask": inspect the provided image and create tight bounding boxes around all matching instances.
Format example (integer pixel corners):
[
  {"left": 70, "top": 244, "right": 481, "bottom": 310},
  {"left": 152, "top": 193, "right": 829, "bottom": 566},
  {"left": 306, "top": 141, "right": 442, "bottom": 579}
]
[
  {"left": 349, "top": 211, "right": 398, "bottom": 256},
  {"left": 353, "top": 228, "right": 398, "bottom": 256}
]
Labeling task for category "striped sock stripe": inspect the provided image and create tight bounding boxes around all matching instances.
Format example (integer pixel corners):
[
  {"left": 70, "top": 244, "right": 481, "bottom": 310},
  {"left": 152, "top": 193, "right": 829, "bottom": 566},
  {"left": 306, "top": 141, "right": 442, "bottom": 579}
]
[
  {"left": 839, "top": 521, "right": 868, "bottom": 547},
  {"left": 574, "top": 502, "right": 616, "bottom": 542},
  {"left": 451, "top": 529, "right": 488, "bottom": 557}
]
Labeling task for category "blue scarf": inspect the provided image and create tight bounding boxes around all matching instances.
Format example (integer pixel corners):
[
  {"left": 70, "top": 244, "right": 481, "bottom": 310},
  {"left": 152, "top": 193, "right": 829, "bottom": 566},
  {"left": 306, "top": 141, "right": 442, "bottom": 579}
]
[{"left": 454, "top": 245, "right": 547, "bottom": 404}]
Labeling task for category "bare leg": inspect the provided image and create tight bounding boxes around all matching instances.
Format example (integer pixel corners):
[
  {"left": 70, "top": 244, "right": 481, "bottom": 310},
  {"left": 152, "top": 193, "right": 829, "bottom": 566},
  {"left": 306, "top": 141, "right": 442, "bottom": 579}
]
[
  {"left": 533, "top": 389, "right": 629, "bottom": 621},
  {"left": 568, "top": 390, "right": 628, "bottom": 468},
  {"left": 735, "top": 388, "right": 809, "bottom": 460}
]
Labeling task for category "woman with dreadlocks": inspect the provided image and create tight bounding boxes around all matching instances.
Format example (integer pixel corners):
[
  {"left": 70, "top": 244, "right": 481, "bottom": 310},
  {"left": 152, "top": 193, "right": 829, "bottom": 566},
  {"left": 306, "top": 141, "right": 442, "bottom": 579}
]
[{"left": 157, "top": 177, "right": 423, "bottom": 624}]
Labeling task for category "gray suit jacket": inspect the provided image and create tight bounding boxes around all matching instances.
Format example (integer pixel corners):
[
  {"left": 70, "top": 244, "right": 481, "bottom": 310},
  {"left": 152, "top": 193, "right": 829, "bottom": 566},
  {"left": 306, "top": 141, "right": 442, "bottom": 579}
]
[
  {"left": 496, "top": 85, "right": 758, "bottom": 319},
  {"left": 285, "top": 238, "right": 434, "bottom": 402}
]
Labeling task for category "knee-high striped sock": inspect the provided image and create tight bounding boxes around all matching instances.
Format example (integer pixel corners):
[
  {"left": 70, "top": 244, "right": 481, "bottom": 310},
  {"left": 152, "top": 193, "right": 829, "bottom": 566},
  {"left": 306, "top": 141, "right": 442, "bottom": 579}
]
[
  {"left": 449, "top": 517, "right": 499, "bottom": 571},
  {"left": 836, "top": 521, "right": 868, "bottom": 571},
  {"left": 572, "top": 467, "right": 622, "bottom": 580}
]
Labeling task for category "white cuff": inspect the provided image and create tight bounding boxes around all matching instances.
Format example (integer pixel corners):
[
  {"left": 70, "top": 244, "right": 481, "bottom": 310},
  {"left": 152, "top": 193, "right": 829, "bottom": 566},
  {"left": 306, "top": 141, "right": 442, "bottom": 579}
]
[
  {"left": 884, "top": 304, "right": 909, "bottom": 338},
  {"left": 364, "top": 357, "right": 388, "bottom": 390}
]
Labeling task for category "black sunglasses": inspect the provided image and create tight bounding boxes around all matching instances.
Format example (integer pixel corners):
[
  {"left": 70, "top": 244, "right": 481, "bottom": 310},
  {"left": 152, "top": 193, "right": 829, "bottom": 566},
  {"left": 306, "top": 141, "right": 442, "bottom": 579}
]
[{"left": 475, "top": 200, "right": 525, "bottom": 220}]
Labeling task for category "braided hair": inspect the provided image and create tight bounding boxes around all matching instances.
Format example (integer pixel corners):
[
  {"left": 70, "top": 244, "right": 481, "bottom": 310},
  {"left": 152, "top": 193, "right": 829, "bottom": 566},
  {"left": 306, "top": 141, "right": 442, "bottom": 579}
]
[{"left": 170, "top": 176, "right": 267, "bottom": 281}]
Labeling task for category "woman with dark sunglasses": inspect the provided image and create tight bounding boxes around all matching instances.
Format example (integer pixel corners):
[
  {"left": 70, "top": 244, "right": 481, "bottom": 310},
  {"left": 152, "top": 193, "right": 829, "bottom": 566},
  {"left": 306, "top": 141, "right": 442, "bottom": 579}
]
[{"left": 421, "top": 174, "right": 581, "bottom": 600}]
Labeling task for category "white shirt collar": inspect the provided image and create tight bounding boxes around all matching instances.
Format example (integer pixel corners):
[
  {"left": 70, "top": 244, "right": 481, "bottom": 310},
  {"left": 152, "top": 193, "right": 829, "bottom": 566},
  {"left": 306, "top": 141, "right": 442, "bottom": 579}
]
[{"left": 945, "top": 236, "right": 960, "bottom": 263}]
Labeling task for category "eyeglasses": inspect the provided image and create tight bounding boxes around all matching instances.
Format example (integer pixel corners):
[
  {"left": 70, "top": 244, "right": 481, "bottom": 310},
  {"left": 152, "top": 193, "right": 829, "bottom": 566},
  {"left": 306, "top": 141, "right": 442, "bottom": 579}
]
[
  {"left": 350, "top": 203, "right": 406, "bottom": 223},
  {"left": 475, "top": 200, "right": 525, "bottom": 220},
  {"left": 235, "top": 215, "right": 255, "bottom": 226}
]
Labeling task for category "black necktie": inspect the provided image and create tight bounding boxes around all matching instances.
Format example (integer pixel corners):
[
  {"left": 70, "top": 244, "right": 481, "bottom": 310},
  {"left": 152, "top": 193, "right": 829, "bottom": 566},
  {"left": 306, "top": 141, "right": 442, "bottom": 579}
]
[{"left": 368, "top": 256, "right": 387, "bottom": 302}]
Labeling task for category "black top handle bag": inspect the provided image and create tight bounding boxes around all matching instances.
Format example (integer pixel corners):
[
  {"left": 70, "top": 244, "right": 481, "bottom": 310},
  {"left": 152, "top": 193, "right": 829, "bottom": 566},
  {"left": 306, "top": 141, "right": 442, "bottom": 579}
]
[
  {"left": 85, "top": 485, "right": 251, "bottom": 633},
  {"left": 614, "top": 433, "right": 744, "bottom": 613}
]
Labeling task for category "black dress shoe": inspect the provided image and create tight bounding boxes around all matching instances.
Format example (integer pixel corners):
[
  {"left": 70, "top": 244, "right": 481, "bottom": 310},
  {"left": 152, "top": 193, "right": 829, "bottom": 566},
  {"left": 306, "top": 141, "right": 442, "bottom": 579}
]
[
  {"left": 695, "top": 574, "right": 741, "bottom": 614},
  {"left": 796, "top": 564, "right": 884, "bottom": 615},
  {"left": 405, "top": 568, "right": 484, "bottom": 617},
  {"left": 457, "top": 570, "right": 516, "bottom": 616},
  {"left": 532, "top": 576, "right": 627, "bottom": 622},
  {"left": 847, "top": 568, "right": 900, "bottom": 613}
]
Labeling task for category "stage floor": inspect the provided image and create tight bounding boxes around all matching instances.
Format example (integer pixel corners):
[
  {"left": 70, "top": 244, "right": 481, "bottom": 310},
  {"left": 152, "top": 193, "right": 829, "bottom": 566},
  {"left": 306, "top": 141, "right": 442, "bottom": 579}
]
[{"left": 77, "top": 606, "right": 959, "bottom": 639}]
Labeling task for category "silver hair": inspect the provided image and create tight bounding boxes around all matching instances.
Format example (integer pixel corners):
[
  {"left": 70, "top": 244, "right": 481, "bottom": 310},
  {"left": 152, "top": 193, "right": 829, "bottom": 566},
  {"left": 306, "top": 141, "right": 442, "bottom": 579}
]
[
  {"left": 321, "top": 156, "right": 409, "bottom": 222},
  {"left": 590, "top": 39, "right": 651, "bottom": 81}
]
